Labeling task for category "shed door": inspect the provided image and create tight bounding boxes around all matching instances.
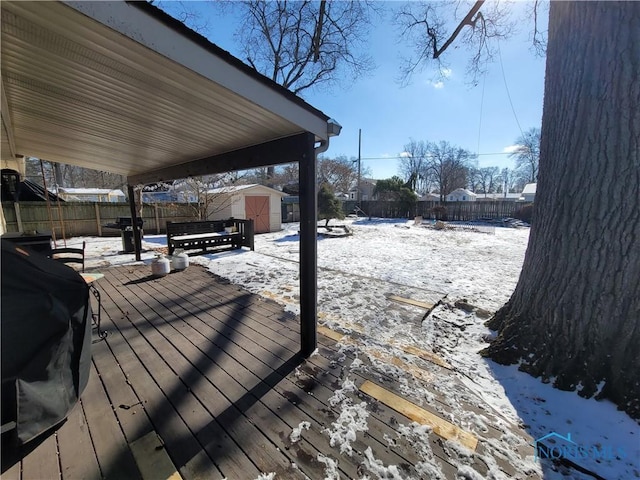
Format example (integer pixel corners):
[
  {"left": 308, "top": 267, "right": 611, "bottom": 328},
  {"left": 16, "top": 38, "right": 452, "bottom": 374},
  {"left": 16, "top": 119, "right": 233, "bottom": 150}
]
[{"left": 245, "top": 196, "right": 270, "bottom": 233}]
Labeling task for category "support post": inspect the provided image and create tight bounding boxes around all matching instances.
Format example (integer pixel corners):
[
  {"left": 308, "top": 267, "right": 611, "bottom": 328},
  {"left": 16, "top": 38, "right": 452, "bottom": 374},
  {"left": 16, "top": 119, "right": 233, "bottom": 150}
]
[
  {"left": 127, "top": 184, "right": 142, "bottom": 261},
  {"left": 95, "top": 203, "right": 102, "bottom": 236},
  {"left": 299, "top": 132, "right": 318, "bottom": 357}
]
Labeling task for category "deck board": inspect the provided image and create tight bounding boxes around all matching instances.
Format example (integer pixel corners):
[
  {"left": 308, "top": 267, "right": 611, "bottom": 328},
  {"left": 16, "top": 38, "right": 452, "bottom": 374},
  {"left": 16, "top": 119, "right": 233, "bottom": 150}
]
[
  {"left": 130, "top": 267, "right": 458, "bottom": 477},
  {"left": 126, "top": 267, "right": 458, "bottom": 473},
  {"left": 20, "top": 432, "right": 59, "bottom": 480},
  {"left": 57, "top": 401, "right": 102, "bottom": 480},
  {"left": 1, "top": 264, "right": 540, "bottom": 480}
]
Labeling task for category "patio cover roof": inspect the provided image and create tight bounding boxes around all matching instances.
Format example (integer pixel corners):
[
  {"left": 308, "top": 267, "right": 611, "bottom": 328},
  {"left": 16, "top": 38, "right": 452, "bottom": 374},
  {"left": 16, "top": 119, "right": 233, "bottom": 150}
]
[{"left": 1, "top": 1, "right": 338, "bottom": 184}]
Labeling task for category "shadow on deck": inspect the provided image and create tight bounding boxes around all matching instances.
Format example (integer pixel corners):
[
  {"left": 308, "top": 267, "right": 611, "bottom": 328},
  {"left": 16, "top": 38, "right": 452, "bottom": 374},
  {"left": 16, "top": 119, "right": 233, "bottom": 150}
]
[{"left": 1, "top": 264, "right": 541, "bottom": 480}]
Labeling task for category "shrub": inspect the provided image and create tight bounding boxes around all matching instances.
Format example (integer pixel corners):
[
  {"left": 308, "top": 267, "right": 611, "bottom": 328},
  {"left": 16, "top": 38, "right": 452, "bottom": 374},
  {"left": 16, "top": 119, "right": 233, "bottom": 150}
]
[
  {"left": 431, "top": 205, "right": 448, "bottom": 221},
  {"left": 514, "top": 204, "right": 533, "bottom": 224}
]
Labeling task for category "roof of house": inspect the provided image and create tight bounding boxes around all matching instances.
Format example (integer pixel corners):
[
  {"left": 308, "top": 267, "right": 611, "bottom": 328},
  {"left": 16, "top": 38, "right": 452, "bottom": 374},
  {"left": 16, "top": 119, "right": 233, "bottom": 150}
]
[
  {"left": 476, "top": 193, "right": 522, "bottom": 200},
  {"left": 448, "top": 188, "right": 477, "bottom": 197},
  {"left": 522, "top": 183, "right": 537, "bottom": 194},
  {"left": 57, "top": 188, "right": 125, "bottom": 196}
]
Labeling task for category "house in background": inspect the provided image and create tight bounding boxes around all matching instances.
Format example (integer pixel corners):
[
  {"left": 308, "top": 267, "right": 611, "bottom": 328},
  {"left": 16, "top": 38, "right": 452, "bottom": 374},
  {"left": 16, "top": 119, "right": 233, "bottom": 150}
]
[
  {"left": 205, "top": 184, "right": 287, "bottom": 233},
  {"left": 519, "top": 183, "right": 537, "bottom": 202},
  {"left": 445, "top": 188, "right": 477, "bottom": 202},
  {"left": 56, "top": 187, "right": 125, "bottom": 202},
  {"left": 348, "top": 178, "right": 377, "bottom": 201},
  {"left": 476, "top": 192, "right": 522, "bottom": 202},
  {"left": 418, "top": 192, "right": 441, "bottom": 202}
]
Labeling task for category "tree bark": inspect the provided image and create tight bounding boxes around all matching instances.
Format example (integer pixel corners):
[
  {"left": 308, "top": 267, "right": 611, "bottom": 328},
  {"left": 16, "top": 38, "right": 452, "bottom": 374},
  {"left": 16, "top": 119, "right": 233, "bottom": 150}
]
[{"left": 483, "top": 2, "right": 640, "bottom": 419}]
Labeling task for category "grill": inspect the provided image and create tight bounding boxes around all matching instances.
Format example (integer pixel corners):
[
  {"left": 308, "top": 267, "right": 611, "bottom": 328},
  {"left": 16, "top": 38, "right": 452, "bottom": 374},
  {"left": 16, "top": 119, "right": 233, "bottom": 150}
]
[
  {"left": 103, "top": 218, "right": 143, "bottom": 253},
  {"left": 103, "top": 217, "right": 144, "bottom": 231}
]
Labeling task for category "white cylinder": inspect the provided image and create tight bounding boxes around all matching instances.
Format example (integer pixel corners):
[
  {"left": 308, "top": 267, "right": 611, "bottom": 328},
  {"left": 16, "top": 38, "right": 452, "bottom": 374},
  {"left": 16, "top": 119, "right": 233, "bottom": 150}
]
[
  {"left": 151, "top": 255, "right": 170, "bottom": 277},
  {"left": 172, "top": 251, "right": 189, "bottom": 271}
]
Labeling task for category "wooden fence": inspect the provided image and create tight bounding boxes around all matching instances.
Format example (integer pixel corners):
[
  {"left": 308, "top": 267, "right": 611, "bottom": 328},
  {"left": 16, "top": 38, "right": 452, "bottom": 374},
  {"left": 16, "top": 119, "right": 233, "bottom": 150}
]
[
  {"left": 2, "top": 201, "right": 200, "bottom": 238},
  {"left": 342, "top": 200, "right": 526, "bottom": 222}
]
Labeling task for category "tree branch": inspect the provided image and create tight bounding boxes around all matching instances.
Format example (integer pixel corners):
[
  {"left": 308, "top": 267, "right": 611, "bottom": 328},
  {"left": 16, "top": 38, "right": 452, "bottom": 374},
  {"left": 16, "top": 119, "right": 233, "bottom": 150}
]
[{"left": 433, "top": 0, "right": 485, "bottom": 59}]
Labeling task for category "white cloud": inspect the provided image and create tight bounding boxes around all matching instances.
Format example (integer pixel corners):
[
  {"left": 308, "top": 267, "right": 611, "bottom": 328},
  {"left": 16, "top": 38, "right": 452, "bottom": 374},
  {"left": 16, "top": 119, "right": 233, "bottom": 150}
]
[
  {"left": 432, "top": 81, "right": 444, "bottom": 89},
  {"left": 503, "top": 144, "right": 522, "bottom": 154},
  {"left": 441, "top": 68, "right": 452, "bottom": 78},
  {"left": 399, "top": 151, "right": 411, "bottom": 158}
]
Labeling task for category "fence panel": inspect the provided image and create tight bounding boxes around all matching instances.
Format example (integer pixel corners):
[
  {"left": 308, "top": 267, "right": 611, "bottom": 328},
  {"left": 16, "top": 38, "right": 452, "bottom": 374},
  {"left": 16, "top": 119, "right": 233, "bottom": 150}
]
[
  {"left": 2, "top": 201, "right": 201, "bottom": 237},
  {"left": 341, "top": 200, "right": 524, "bottom": 221}
]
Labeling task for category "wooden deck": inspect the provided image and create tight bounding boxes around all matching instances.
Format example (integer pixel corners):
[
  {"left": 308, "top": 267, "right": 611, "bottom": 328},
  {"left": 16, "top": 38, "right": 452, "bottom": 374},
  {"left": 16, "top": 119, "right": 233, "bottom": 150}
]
[{"left": 1, "top": 264, "right": 540, "bottom": 480}]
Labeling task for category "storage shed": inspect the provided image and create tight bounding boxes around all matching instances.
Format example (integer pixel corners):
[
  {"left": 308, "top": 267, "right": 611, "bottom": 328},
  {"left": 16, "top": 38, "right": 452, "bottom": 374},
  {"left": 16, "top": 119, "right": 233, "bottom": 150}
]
[{"left": 206, "top": 184, "right": 287, "bottom": 233}]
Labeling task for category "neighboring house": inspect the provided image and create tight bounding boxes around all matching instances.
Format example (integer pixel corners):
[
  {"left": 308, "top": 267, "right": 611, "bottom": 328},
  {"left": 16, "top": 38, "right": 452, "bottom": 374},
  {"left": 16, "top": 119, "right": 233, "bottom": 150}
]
[
  {"left": 445, "top": 188, "right": 477, "bottom": 202},
  {"left": 205, "top": 184, "right": 287, "bottom": 233},
  {"left": 519, "top": 183, "right": 537, "bottom": 202},
  {"left": 475, "top": 192, "right": 522, "bottom": 202},
  {"left": 418, "top": 193, "right": 441, "bottom": 202},
  {"left": 348, "top": 178, "right": 377, "bottom": 201},
  {"left": 334, "top": 192, "right": 349, "bottom": 201},
  {"left": 57, "top": 187, "right": 125, "bottom": 202}
]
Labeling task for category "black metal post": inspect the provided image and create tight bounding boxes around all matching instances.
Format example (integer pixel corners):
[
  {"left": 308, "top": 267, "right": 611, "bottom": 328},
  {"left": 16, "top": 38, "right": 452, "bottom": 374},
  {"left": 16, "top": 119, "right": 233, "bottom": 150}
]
[
  {"left": 127, "top": 184, "right": 142, "bottom": 261},
  {"left": 299, "top": 132, "right": 317, "bottom": 357}
]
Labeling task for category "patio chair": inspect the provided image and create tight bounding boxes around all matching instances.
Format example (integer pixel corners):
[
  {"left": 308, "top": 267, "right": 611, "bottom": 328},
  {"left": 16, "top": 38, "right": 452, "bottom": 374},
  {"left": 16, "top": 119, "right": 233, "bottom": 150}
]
[{"left": 50, "top": 241, "right": 85, "bottom": 272}]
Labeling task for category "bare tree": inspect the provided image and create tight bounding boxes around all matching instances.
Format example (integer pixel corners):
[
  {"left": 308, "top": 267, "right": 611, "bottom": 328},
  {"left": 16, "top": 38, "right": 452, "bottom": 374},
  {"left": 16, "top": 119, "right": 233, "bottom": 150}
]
[
  {"left": 236, "top": 1, "right": 376, "bottom": 96},
  {"left": 399, "top": 139, "right": 428, "bottom": 193},
  {"left": 499, "top": 167, "right": 518, "bottom": 195},
  {"left": 424, "top": 141, "right": 475, "bottom": 201},
  {"left": 317, "top": 155, "right": 358, "bottom": 195},
  {"left": 394, "top": 0, "right": 517, "bottom": 85},
  {"left": 509, "top": 127, "right": 541, "bottom": 184},
  {"left": 398, "top": 0, "right": 640, "bottom": 418},
  {"left": 474, "top": 166, "right": 501, "bottom": 196},
  {"left": 24, "top": 158, "right": 126, "bottom": 191}
]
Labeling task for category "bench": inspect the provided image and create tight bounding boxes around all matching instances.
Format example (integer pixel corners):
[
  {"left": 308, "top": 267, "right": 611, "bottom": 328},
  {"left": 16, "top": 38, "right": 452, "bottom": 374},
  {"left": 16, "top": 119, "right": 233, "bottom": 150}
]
[{"left": 166, "top": 219, "right": 254, "bottom": 255}]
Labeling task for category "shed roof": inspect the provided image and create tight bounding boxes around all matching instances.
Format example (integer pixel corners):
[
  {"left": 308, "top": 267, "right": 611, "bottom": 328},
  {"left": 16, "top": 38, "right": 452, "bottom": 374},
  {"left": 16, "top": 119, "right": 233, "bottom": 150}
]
[
  {"left": 1, "top": 1, "right": 338, "bottom": 184},
  {"left": 522, "top": 183, "right": 537, "bottom": 194}
]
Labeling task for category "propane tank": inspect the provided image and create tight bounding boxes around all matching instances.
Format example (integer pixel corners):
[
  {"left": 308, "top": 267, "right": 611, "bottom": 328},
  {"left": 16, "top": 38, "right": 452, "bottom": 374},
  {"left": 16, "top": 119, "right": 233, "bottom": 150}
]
[
  {"left": 172, "top": 249, "right": 189, "bottom": 271},
  {"left": 151, "top": 255, "right": 170, "bottom": 277}
]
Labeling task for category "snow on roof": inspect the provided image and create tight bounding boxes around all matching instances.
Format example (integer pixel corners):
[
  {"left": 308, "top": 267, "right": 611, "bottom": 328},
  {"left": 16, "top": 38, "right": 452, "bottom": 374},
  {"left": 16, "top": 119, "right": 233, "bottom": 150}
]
[
  {"left": 448, "top": 188, "right": 477, "bottom": 196},
  {"left": 522, "top": 183, "right": 537, "bottom": 194},
  {"left": 58, "top": 187, "right": 125, "bottom": 196},
  {"left": 476, "top": 193, "right": 522, "bottom": 199}
]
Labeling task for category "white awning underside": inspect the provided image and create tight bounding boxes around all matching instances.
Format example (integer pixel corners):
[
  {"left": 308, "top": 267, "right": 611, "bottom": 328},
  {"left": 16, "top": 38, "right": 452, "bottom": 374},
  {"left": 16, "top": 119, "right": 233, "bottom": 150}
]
[{"left": 1, "top": 1, "right": 332, "bottom": 181}]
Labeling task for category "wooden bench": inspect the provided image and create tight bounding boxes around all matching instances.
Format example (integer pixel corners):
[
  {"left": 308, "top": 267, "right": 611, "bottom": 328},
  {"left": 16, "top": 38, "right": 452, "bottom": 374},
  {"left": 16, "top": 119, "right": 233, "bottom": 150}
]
[{"left": 166, "top": 219, "right": 254, "bottom": 255}]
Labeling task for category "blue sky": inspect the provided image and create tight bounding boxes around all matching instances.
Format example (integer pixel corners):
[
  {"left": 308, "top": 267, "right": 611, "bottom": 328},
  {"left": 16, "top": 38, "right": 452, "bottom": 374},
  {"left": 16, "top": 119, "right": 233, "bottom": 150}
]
[{"left": 160, "top": 1, "right": 547, "bottom": 180}]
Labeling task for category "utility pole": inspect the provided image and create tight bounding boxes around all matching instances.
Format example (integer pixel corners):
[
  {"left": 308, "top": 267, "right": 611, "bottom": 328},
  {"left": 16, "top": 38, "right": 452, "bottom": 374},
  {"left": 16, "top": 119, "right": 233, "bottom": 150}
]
[{"left": 357, "top": 128, "right": 361, "bottom": 206}]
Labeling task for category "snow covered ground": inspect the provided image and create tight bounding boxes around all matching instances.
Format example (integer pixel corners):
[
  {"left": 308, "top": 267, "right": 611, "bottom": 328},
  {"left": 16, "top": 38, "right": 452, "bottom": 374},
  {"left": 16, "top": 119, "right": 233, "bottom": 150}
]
[{"left": 74, "top": 218, "right": 638, "bottom": 480}]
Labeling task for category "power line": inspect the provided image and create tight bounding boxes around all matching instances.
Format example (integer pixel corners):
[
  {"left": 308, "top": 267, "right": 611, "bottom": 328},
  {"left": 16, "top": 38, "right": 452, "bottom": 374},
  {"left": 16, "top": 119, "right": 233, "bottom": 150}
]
[
  {"left": 361, "top": 152, "right": 513, "bottom": 161},
  {"left": 498, "top": 40, "right": 525, "bottom": 137}
]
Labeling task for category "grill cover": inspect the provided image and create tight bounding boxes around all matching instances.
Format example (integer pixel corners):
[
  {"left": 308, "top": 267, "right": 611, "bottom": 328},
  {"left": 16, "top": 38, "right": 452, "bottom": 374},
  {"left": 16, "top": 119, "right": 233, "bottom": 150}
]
[{"left": 1, "top": 240, "right": 92, "bottom": 444}]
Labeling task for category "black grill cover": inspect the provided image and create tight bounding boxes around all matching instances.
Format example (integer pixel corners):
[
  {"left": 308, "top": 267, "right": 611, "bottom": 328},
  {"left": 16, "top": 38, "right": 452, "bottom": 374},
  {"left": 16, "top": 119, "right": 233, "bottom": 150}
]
[{"left": 1, "top": 240, "right": 92, "bottom": 444}]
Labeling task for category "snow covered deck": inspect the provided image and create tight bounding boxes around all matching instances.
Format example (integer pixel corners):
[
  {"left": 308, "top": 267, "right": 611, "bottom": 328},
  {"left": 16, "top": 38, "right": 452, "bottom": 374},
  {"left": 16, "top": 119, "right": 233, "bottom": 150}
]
[{"left": 1, "top": 264, "right": 541, "bottom": 479}]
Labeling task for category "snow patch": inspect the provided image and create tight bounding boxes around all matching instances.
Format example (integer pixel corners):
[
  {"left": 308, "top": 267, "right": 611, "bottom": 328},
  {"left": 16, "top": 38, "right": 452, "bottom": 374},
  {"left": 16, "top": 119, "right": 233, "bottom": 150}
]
[
  {"left": 323, "top": 378, "right": 369, "bottom": 455},
  {"left": 316, "top": 453, "right": 340, "bottom": 480},
  {"left": 290, "top": 421, "right": 311, "bottom": 443}
]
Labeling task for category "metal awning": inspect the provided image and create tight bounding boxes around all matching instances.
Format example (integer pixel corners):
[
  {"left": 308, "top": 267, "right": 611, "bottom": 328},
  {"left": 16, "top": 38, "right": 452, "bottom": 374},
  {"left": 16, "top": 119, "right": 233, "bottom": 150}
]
[{"left": 1, "top": 0, "right": 337, "bottom": 182}]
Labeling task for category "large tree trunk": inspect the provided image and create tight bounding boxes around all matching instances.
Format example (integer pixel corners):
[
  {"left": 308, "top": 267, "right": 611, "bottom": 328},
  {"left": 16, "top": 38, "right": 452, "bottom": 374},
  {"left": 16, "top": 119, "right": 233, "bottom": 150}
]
[{"left": 483, "top": 2, "right": 640, "bottom": 419}]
